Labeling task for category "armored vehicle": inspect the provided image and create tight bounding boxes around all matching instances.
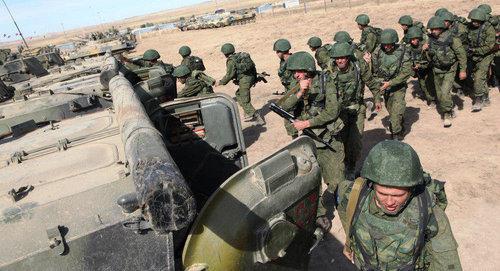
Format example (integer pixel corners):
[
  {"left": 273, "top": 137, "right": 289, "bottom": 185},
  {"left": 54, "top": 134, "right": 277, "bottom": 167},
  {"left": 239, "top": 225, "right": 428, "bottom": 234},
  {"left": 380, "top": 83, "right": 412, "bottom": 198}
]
[
  {"left": 0, "top": 56, "right": 323, "bottom": 270},
  {"left": 177, "top": 10, "right": 256, "bottom": 31}
]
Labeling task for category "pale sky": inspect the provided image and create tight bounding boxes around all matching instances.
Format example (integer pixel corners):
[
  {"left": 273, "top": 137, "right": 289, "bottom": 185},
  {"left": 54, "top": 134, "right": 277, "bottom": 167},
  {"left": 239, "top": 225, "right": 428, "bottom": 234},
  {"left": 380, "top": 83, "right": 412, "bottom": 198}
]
[{"left": 0, "top": 0, "right": 207, "bottom": 42}]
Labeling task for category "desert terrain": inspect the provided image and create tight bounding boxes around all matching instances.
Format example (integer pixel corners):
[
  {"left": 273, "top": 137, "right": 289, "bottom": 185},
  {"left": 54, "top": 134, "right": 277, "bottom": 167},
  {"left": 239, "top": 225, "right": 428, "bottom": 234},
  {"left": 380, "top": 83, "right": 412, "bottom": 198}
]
[{"left": 128, "top": 0, "right": 500, "bottom": 269}]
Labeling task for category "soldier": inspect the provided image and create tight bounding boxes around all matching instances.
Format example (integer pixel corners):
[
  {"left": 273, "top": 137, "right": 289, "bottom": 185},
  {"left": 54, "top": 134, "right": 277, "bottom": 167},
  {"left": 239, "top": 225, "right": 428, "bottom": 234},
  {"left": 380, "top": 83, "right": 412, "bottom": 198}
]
[
  {"left": 278, "top": 51, "right": 345, "bottom": 229},
  {"left": 173, "top": 65, "right": 214, "bottom": 98},
  {"left": 434, "top": 7, "right": 449, "bottom": 17},
  {"left": 355, "top": 14, "right": 381, "bottom": 53},
  {"left": 273, "top": 38, "right": 298, "bottom": 138},
  {"left": 371, "top": 29, "right": 412, "bottom": 140},
  {"left": 307, "top": 36, "right": 331, "bottom": 70},
  {"left": 398, "top": 15, "right": 427, "bottom": 44},
  {"left": 329, "top": 42, "right": 380, "bottom": 180},
  {"left": 466, "top": 8, "right": 496, "bottom": 111},
  {"left": 337, "top": 140, "right": 462, "bottom": 270},
  {"left": 123, "top": 49, "right": 174, "bottom": 72},
  {"left": 217, "top": 43, "right": 264, "bottom": 124},
  {"left": 178, "top": 45, "right": 206, "bottom": 72},
  {"left": 425, "top": 16, "right": 467, "bottom": 127},
  {"left": 406, "top": 26, "right": 436, "bottom": 107},
  {"left": 273, "top": 38, "right": 295, "bottom": 95},
  {"left": 333, "top": 31, "right": 365, "bottom": 60}
]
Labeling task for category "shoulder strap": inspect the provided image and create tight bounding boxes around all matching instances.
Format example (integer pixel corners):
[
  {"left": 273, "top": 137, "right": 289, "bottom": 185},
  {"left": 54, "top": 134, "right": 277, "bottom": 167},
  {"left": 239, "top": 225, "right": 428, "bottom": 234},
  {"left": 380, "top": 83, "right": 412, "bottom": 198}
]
[
  {"left": 353, "top": 60, "right": 361, "bottom": 93},
  {"left": 394, "top": 44, "right": 407, "bottom": 77},
  {"left": 343, "top": 177, "right": 367, "bottom": 256},
  {"left": 477, "top": 23, "right": 487, "bottom": 47}
]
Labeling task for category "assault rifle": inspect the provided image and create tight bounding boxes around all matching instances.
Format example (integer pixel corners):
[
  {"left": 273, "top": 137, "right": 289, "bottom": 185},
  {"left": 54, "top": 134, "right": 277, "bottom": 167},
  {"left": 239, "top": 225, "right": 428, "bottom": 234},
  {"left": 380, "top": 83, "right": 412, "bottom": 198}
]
[{"left": 269, "top": 102, "right": 335, "bottom": 151}]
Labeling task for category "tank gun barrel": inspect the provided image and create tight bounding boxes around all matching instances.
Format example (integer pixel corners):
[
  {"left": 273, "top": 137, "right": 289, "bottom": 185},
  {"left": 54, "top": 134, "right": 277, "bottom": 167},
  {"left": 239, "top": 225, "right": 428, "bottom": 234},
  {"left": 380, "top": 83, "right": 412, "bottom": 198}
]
[{"left": 108, "top": 74, "right": 196, "bottom": 233}]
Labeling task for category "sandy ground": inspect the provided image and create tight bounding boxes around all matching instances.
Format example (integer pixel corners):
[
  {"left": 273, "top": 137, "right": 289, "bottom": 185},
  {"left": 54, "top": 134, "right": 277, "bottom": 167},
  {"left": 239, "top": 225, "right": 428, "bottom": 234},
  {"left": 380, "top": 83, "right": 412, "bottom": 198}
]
[{"left": 129, "top": 0, "right": 500, "bottom": 269}]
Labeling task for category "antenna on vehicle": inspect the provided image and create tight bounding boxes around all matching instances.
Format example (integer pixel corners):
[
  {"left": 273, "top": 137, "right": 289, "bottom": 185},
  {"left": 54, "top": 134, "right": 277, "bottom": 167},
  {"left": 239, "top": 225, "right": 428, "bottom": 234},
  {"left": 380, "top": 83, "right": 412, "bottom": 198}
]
[{"left": 1, "top": 0, "right": 30, "bottom": 50}]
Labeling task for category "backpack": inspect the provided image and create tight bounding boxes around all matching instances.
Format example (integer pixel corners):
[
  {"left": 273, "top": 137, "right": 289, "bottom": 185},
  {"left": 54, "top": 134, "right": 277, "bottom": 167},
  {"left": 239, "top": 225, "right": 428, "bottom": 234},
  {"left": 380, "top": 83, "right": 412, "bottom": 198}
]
[
  {"left": 233, "top": 52, "right": 256, "bottom": 75},
  {"left": 367, "top": 26, "right": 383, "bottom": 46},
  {"left": 187, "top": 56, "right": 206, "bottom": 71}
]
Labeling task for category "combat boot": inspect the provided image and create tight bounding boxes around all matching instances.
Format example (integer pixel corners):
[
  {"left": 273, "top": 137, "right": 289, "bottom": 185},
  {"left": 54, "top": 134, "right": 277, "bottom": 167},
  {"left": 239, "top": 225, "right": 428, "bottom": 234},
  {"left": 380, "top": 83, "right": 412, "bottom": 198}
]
[
  {"left": 471, "top": 96, "right": 483, "bottom": 112},
  {"left": 443, "top": 113, "right": 452, "bottom": 128},
  {"left": 482, "top": 94, "right": 491, "bottom": 107},
  {"left": 254, "top": 110, "right": 265, "bottom": 125}
]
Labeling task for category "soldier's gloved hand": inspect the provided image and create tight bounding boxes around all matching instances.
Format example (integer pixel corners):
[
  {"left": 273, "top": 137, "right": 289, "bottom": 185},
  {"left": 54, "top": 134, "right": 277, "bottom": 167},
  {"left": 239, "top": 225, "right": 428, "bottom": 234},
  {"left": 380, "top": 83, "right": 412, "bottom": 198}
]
[
  {"left": 316, "top": 216, "right": 332, "bottom": 233},
  {"left": 458, "top": 71, "right": 467, "bottom": 80}
]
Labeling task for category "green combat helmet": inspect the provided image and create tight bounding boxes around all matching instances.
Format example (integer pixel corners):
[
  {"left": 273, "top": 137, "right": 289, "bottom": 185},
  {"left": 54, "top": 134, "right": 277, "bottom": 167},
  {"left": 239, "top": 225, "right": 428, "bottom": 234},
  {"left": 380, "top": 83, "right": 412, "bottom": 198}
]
[
  {"left": 434, "top": 7, "right": 449, "bottom": 17},
  {"left": 286, "top": 51, "right": 316, "bottom": 72},
  {"left": 333, "top": 31, "right": 353, "bottom": 43},
  {"left": 477, "top": 4, "right": 492, "bottom": 15},
  {"left": 427, "top": 16, "right": 446, "bottom": 29},
  {"left": 330, "top": 42, "right": 353, "bottom": 58},
  {"left": 380, "top": 28, "right": 399, "bottom": 44},
  {"left": 361, "top": 140, "right": 424, "bottom": 187},
  {"left": 178, "top": 46, "right": 191, "bottom": 57},
  {"left": 398, "top": 15, "right": 413, "bottom": 26},
  {"left": 307, "top": 36, "right": 322, "bottom": 48},
  {"left": 143, "top": 49, "right": 160, "bottom": 61},
  {"left": 273, "top": 39, "right": 291, "bottom": 52},
  {"left": 439, "top": 11, "right": 455, "bottom": 22},
  {"left": 468, "top": 8, "right": 488, "bottom": 22},
  {"left": 221, "top": 43, "right": 235, "bottom": 55},
  {"left": 173, "top": 64, "right": 191, "bottom": 78},
  {"left": 406, "top": 26, "right": 423, "bottom": 40},
  {"left": 355, "top": 14, "right": 370, "bottom": 25}
]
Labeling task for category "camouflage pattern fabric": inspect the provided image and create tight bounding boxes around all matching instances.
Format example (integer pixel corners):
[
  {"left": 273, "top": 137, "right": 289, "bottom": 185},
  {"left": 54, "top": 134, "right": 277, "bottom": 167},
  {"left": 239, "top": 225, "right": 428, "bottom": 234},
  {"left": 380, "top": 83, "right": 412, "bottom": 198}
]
[{"left": 467, "top": 21, "right": 496, "bottom": 98}]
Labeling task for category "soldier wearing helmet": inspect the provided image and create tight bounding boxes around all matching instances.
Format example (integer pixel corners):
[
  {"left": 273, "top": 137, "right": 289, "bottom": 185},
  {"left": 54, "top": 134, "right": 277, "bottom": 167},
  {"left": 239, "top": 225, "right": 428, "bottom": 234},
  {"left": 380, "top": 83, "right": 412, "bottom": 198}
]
[
  {"left": 405, "top": 26, "right": 436, "bottom": 107},
  {"left": 217, "top": 43, "right": 264, "bottom": 124},
  {"left": 355, "top": 14, "right": 381, "bottom": 53},
  {"left": 278, "top": 51, "right": 344, "bottom": 231},
  {"left": 370, "top": 28, "right": 412, "bottom": 140},
  {"left": 178, "top": 45, "right": 207, "bottom": 72},
  {"left": 398, "top": 15, "right": 427, "bottom": 44},
  {"left": 337, "top": 140, "right": 462, "bottom": 270},
  {"left": 307, "top": 36, "right": 331, "bottom": 70},
  {"left": 425, "top": 16, "right": 467, "bottom": 127},
  {"left": 329, "top": 42, "right": 379, "bottom": 180},
  {"left": 173, "top": 65, "right": 213, "bottom": 98},
  {"left": 333, "top": 31, "right": 364, "bottom": 60},
  {"left": 467, "top": 8, "right": 496, "bottom": 111},
  {"left": 273, "top": 39, "right": 294, "bottom": 95}
]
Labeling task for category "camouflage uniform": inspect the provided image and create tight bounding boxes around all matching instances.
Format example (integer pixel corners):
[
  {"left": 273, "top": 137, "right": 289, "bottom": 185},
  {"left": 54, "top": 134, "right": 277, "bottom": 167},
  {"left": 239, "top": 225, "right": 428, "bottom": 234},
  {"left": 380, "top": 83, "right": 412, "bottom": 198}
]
[
  {"left": 360, "top": 26, "right": 380, "bottom": 53},
  {"left": 219, "top": 44, "right": 257, "bottom": 118},
  {"left": 337, "top": 141, "right": 462, "bottom": 271},
  {"left": 426, "top": 17, "right": 467, "bottom": 122},
  {"left": 279, "top": 52, "right": 345, "bottom": 215},
  {"left": 315, "top": 46, "right": 331, "bottom": 70},
  {"left": 278, "top": 57, "right": 300, "bottom": 138},
  {"left": 177, "top": 76, "right": 214, "bottom": 98},
  {"left": 329, "top": 42, "right": 380, "bottom": 175},
  {"left": 371, "top": 29, "right": 413, "bottom": 137},
  {"left": 466, "top": 9, "right": 496, "bottom": 108}
]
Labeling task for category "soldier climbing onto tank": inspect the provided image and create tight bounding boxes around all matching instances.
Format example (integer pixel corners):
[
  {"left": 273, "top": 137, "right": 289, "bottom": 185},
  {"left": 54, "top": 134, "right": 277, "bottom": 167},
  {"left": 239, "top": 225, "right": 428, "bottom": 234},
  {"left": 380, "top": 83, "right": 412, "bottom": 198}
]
[
  {"left": 425, "top": 16, "right": 467, "bottom": 127},
  {"left": 216, "top": 43, "right": 265, "bottom": 124},
  {"left": 337, "top": 140, "right": 462, "bottom": 271},
  {"left": 173, "top": 65, "right": 214, "bottom": 98},
  {"left": 466, "top": 8, "right": 496, "bottom": 111},
  {"left": 307, "top": 36, "right": 331, "bottom": 70},
  {"left": 278, "top": 51, "right": 346, "bottom": 232}
]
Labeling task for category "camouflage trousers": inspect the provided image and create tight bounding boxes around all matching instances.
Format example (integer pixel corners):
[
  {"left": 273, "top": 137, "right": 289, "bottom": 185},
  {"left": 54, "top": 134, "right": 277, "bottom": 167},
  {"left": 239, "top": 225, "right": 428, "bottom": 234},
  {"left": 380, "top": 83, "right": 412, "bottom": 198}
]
[
  {"left": 235, "top": 76, "right": 256, "bottom": 117},
  {"left": 340, "top": 105, "right": 366, "bottom": 171},
  {"left": 316, "top": 140, "right": 345, "bottom": 217},
  {"left": 468, "top": 54, "right": 495, "bottom": 98},
  {"left": 415, "top": 69, "right": 436, "bottom": 103},
  {"left": 433, "top": 69, "right": 455, "bottom": 114},
  {"left": 384, "top": 88, "right": 406, "bottom": 135}
]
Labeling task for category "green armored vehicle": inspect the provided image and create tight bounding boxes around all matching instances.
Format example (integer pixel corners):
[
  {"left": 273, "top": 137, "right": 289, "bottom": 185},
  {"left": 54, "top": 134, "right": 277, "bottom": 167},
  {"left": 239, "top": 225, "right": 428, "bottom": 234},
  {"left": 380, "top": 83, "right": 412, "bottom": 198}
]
[{"left": 0, "top": 57, "right": 324, "bottom": 270}]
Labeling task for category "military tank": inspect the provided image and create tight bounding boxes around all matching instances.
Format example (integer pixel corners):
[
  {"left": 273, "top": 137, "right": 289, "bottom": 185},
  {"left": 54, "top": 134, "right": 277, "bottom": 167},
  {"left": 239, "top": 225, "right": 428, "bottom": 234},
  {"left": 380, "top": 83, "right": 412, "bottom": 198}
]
[
  {"left": 0, "top": 56, "right": 325, "bottom": 270},
  {"left": 177, "top": 10, "right": 256, "bottom": 31}
]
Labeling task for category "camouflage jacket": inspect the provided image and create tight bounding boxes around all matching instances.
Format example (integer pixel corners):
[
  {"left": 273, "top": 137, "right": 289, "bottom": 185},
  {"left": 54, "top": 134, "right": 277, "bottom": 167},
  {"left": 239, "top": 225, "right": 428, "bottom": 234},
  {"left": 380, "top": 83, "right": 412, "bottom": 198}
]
[
  {"left": 329, "top": 57, "right": 381, "bottom": 107},
  {"left": 279, "top": 71, "right": 343, "bottom": 148},
  {"left": 360, "top": 26, "right": 379, "bottom": 53},
  {"left": 177, "top": 76, "right": 213, "bottom": 98},
  {"left": 278, "top": 57, "right": 295, "bottom": 91},
  {"left": 467, "top": 22, "right": 496, "bottom": 62},
  {"left": 371, "top": 44, "right": 413, "bottom": 93},
  {"left": 315, "top": 45, "right": 332, "bottom": 70},
  {"left": 219, "top": 54, "right": 255, "bottom": 85},
  {"left": 426, "top": 30, "right": 467, "bottom": 73},
  {"left": 337, "top": 175, "right": 462, "bottom": 271},
  {"left": 408, "top": 42, "right": 431, "bottom": 76},
  {"left": 450, "top": 19, "right": 469, "bottom": 46}
]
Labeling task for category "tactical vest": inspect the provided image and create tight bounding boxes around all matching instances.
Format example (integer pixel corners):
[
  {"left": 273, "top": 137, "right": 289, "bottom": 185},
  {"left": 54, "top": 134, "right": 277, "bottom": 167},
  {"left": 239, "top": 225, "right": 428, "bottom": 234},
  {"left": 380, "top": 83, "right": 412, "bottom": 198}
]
[
  {"left": 333, "top": 60, "right": 363, "bottom": 109},
  {"left": 467, "top": 22, "right": 493, "bottom": 50},
  {"left": 428, "top": 31, "right": 456, "bottom": 71},
  {"left": 373, "top": 44, "right": 407, "bottom": 82}
]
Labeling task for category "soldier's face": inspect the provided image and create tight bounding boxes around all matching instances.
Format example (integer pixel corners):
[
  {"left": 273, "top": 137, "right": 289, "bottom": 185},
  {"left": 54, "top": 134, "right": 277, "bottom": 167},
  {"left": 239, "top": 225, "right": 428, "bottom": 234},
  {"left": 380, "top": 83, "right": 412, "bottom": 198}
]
[
  {"left": 444, "top": 20, "right": 452, "bottom": 28},
  {"left": 471, "top": 20, "right": 481, "bottom": 28},
  {"left": 294, "top": 70, "right": 308, "bottom": 80},
  {"left": 357, "top": 24, "right": 364, "bottom": 30},
  {"left": 373, "top": 184, "right": 411, "bottom": 215},
  {"left": 179, "top": 77, "right": 187, "bottom": 84},
  {"left": 335, "top": 57, "right": 350, "bottom": 70},
  {"left": 430, "top": 28, "right": 443, "bottom": 37},
  {"left": 410, "top": 38, "right": 420, "bottom": 46},
  {"left": 400, "top": 24, "right": 409, "bottom": 31},
  {"left": 276, "top": 51, "right": 284, "bottom": 59},
  {"left": 382, "top": 44, "right": 395, "bottom": 52}
]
